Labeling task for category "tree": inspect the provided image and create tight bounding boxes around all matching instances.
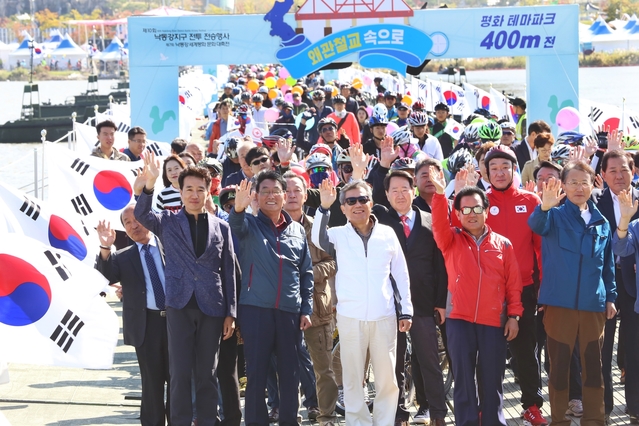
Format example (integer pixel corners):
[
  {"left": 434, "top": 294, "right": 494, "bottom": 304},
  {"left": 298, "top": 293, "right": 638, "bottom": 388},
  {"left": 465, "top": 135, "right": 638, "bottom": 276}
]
[{"left": 35, "top": 9, "right": 61, "bottom": 30}]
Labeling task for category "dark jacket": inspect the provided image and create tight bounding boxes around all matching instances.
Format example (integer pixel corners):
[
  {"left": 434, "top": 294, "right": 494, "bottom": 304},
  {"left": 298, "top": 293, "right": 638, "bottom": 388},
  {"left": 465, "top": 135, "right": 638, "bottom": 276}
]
[
  {"left": 229, "top": 209, "right": 314, "bottom": 316},
  {"left": 305, "top": 185, "right": 348, "bottom": 227},
  {"left": 512, "top": 140, "right": 533, "bottom": 172},
  {"left": 373, "top": 205, "right": 448, "bottom": 316},
  {"left": 528, "top": 199, "right": 617, "bottom": 312},
  {"left": 135, "top": 191, "right": 237, "bottom": 318},
  {"left": 96, "top": 241, "right": 164, "bottom": 347}
]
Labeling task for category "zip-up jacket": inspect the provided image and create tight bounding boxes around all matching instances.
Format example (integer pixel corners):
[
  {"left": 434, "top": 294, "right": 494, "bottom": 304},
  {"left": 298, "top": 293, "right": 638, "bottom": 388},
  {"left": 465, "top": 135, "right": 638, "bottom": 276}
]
[
  {"left": 528, "top": 200, "right": 616, "bottom": 312},
  {"left": 312, "top": 208, "right": 413, "bottom": 322},
  {"left": 432, "top": 193, "right": 523, "bottom": 327},
  {"left": 229, "top": 209, "right": 313, "bottom": 316}
]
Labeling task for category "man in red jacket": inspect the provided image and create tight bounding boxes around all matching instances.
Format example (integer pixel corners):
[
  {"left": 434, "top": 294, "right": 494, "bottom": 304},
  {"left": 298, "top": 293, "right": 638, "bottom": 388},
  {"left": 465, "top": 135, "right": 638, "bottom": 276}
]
[
  {"left": 430, "top": 166, "right": 523, "bottom": 426},
  {"left": 482, "top": 145, "right": 546, "bottom": 425}
]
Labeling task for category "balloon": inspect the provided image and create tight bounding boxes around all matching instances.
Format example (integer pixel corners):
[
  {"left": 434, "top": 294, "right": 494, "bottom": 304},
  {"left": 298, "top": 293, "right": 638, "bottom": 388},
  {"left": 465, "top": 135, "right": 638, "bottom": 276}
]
[
  {"left": 366, "top": 106, "right": 373, "bottom": 117},
  {"left": 386, "top": 122, "right": 399, "bottom": 135},
  {"left": 281, "top": 84, "right": 291, "bottom": 93},
  {"left": 363, "top": 75, "right": 373, "bottom": 86},
  {"left": 279, "top": 68, "right": 290, "bottom": 79},
  {"left": 264, "top": 108, "right": 280, "bottom": 122},
  {"left": 331, "top": 86, "right": 338, "bottom": 97},
  {"left": 295, "top": 114, "right": 315, "bottom": 130},
  {"left": 352, "top": 78, "right": 363, "bottom": 89},
  {"left": 292, "top": 86, "right": 304, "bottom": 96},
  {"left": 265, "top": 77, "right": 276, "bottom": 89},
  {"left": 250, "top": 65, "right": 257, "bottom": 72},
  {"left": 246, "top": 80, "right": 259, "bottom": 92},
  {"left": 556, "top": 106, "right": 581, "bottom": 130},
  {"left": 284, "top": 93, "right": 293, "bottom": 102},
  {"left": 402, "top": 95, "right": 412, "bottom": 105},
  {"left": 285, "top": 76, "right": 297, "bottom": 87},
  {"left": 268, "top": 88, "right": 278, "bottom": 99},
  {"left": 276, "top": 78, "right": 286, "bottom": 88}
]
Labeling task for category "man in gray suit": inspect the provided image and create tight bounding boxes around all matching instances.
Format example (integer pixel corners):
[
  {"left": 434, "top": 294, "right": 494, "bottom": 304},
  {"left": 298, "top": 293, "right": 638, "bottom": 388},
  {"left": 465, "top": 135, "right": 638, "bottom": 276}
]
[
  {"left": 134, "top": 153, "right": 237, "bottom": 426},
  {"left": 96, "top": 205, "right": 170, "bottom": 426}
]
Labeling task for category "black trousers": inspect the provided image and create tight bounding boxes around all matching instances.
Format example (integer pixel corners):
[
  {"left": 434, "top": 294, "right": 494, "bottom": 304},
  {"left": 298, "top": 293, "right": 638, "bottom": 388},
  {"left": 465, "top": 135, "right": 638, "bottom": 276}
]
[
  {"left": 166, "top": 306, "right": 224, "bottom": 426},
  {"left": 509, "top": 284, "right": 544, "bottom": 409},
  {"left": 217, "top": 332, "right": 241, "bottom": 426},
  {"left": 135, "top": 310, "right": 170, "bottom": 426}
]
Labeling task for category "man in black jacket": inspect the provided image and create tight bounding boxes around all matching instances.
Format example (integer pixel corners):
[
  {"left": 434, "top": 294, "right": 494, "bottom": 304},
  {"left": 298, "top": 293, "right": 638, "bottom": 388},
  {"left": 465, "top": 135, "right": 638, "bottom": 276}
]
[
  {"left": 96, "top": 205, "right": 170, "bottom": 426},
  {"left": 372, "top": 170, "right": 449, "bottom": 426}
]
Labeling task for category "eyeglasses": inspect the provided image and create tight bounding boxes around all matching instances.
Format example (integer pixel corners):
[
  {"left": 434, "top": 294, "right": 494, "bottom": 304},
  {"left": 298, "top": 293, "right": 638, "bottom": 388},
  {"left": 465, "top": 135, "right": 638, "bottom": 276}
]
[
  {"left": 310, "top": 166, "right": 329, "bottom": 174},
  {"left": 344, "top": 196, "right": 370, "bottom": 206},
  {"left": 251, "top": 157, "right": 269, "bottom": 166},
  {"left": 565, "top": 181, "right": 592, "bottom": 188},
  {"left": 460, "top": 206, "right": 485, "bottom": 215},
  {"left": 259, "top": 189, "right": 284, "bottom": 197},
  {"left": 321, "top": 126, "right": 336, "bottom": 133},
  {"left": 341, "top": 164, "right": 353, "bottom": 173}
]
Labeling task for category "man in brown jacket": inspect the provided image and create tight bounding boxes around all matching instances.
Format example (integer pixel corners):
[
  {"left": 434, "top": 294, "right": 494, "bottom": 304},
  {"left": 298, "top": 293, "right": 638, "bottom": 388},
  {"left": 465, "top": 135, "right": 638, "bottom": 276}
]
[{"left": 283, "top": 171, "right": 339, "bottom": 426}]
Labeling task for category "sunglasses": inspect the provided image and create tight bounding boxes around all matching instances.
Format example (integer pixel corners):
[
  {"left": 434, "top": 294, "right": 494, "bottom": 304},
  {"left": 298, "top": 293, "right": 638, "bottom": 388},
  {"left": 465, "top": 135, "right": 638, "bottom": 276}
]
[
  {"left": 502, "top": 131, "right": 514, "bottom": 136},
  {"left": 341, "top": 164, "right": 353, "bottom": 173},
  {"left": 460, "top": 206, "right": 485, "bottom": 215},
  {"left": 310, "top": 166, "right": 328, "bottom": 174},
  {"left": 344, "top": 196, "right": 370, "bottom": 206},
  {"left": 321, "top": 126, "right": 337, "bottom": 133},
  {"left": 251, "top": 157, "right": 269, "bottom": 166}
]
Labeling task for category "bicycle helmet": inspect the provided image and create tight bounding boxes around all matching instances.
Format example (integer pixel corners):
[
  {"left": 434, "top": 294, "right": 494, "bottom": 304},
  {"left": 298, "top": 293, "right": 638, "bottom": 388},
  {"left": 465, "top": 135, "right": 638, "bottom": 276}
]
[
  {"left": 223, "top": 82, "right": 235, "bottom": 89},
  {"left": 261, "top": 135, "right": 283, "bottom": 149},
  {"left": 447, "top": 147, "right": 473, "bottom": 175},
  {"left": 305, "top": 153, "right": 333, "bottom": 171},
  {"left": 224, "top": 137, "right": 240, "bottom": 159},
  {"left": 258, "top": 86, "right": 269, "bottom": 94},
  {"left": 373, "top": 103, "right": 388, "bottom": 118},
  {"left": 369, "top": 113, "right": 389, "bottom": 127},
  {"left": 384, "top": 90, "right": 397, "bottom": 99},
  {"left": 240, "top": 91, "right": 251, "bottom": 101},
  {"left": 317, "top": 117, "right": 338, "bottom": 133},
  {"left": 473, "top": 108, "right": 492, "bottom": 120},
  {"left": 309, "top": 143, "right": 333, "bottom": 158},
  {"left": 556, "top": 131, "right": 585, "bottom": 147},
  {"left": 236, "top": 104, "right": 251, "bottom": 116},
  {"left": 391, "top": 126, "right": 413, "bottom": 146},
  {"left": 463, "top": 122, "right": 482, "bottom": 143},
  {"left": 483, "top": 145, "right": 518, "bottom": 169},
  {"left": 252, "top": 93, "right": 263, "bottom": 103},
  {"left": 478, "top": 121, "right": 503, "bottom": 142},
  {"left": 390, "top": 157, "right": 416, "bottom": 171},
  {"left": 312, "top": 90, "right": 325, "bottom": 100},
  {"left": 232, "top": 87, "right": 241, "bottom": 96},
  {"left": 500, "top": 121, "right": 516, "bottom": 132},
  {"left": 412, "top": 101, "right": 426, "bottom": 112},
  {"left": 408, "top": 111, "right": 430, "bottom": 127},
  {"left": 551, "top": 144, "right": 572, "bottom": 165},
  {"left": 200, "top": 158, "right": 223, "bottom": 175},
  {"left": 332, "top": 95, "right": 346, "bottom": 104},
  {"left": 623, "top": 135, "right": 639, "bottom": 150},
  {"left": 336, "top": 151, "right": 351, "bottom": 164}
]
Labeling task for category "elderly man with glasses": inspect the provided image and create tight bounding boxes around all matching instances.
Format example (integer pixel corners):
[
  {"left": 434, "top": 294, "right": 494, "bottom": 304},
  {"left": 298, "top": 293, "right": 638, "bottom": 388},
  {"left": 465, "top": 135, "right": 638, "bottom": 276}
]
[{"left": 312, "top": 178, "right": 412, "bottom": 426}]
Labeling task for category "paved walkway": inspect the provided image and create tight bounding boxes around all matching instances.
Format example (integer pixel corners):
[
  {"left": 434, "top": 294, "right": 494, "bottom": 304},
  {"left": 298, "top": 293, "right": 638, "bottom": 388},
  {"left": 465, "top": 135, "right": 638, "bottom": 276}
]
[{"left": 0, "top": 297, "right": 632, "bottom": 425}]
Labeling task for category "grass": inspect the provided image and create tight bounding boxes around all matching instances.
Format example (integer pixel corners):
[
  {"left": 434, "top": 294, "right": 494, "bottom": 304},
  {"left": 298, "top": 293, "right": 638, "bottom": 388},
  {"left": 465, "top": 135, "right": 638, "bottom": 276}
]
[{"left": 0, "top": 68, "right": 88, "bottom": 81}]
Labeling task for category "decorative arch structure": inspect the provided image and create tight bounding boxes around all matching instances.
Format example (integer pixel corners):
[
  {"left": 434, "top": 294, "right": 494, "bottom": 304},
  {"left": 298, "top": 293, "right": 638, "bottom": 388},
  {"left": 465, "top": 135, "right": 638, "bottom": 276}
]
[{"left": 128, "top": 1, "right": 579, "bottom": 142}]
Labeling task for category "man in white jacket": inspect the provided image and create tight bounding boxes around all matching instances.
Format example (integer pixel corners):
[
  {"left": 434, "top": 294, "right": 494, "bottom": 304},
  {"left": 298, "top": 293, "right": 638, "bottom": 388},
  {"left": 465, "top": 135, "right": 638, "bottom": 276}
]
[{"left": 312, "top": 178, "right": 413, "bottom": 426}]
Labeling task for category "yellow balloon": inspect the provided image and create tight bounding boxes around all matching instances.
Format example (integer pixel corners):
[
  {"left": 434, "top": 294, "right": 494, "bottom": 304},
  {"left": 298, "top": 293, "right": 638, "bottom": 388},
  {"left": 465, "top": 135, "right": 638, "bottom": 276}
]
[
  {"left": 292, "top": 86, "right": 304, "bottom": 96},
  {"left": 268, "top": 89, "right": 278, "bottom": 100},
  {"left": 352, "top": 78, "right": 363, "bottom": 89},
  {"left": 247, "top": 79, "right": 259, "bottom": 92},
  {"left": 402, "top": 95, "right": 413, "bottom": 105},
  {"left": 265, "top": 77, "right": 277, "bottom": 89},
  {"left": 331, "top": 86, "right": 338, "bottom": 97}
]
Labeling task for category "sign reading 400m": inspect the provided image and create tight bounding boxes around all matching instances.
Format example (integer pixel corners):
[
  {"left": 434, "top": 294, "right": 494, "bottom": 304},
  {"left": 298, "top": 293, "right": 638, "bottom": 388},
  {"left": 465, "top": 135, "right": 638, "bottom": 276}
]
[{"left": 478, "top": 12, "right": 558, "bottom": 50}]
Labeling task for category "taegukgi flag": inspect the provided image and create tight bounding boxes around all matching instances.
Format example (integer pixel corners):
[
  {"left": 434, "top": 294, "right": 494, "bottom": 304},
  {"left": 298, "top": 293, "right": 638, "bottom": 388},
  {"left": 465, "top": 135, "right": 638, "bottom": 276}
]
[
  {"left": 0, "top": 182, "right": 98, "bottom": 268},
  {"left": 0, "top": 234, "right": 118, "bottom": 369}
]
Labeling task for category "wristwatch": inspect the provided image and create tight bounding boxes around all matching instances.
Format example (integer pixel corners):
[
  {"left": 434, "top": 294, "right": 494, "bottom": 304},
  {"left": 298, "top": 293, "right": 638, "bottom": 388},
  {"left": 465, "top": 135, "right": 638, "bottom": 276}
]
[{"left": 508, "top": 315, "right": 520, "bottom": 321}]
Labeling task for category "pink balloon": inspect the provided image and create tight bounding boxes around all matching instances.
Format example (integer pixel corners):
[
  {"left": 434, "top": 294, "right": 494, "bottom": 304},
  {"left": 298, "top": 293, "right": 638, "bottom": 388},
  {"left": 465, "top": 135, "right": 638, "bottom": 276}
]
[
  {"left": 279, "top": 68, "right": 290, "bottom": 79},
  {"left": 281, "top": 84, "right": 291, "bottom": 93},
  {"left": 556, "top": 107, "right": 580, "bottom": 130},
  {"left": 264, "top": 108, "right": 280, "bottom": 123},
  {"left": 284, "top": 93, "right": 293, "bottom": 102},
  {"left": 250, "top": 65, "right": 257, "bottom": 72},
  {"left": 366, "top": 106, "right": 373, "bottom": 117},
  {"left": 363, "top": 75, "right": 372, "bottom": 86},
  {"left": 386, "top": 121, "right": 399, "bottom": 136}
]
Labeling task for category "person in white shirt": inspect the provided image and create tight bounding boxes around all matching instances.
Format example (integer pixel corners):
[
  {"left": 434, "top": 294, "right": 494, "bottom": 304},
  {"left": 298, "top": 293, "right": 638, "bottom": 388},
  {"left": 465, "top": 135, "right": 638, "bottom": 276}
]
[
  {"left": 408, "top": 111, "right": 443, "bottom": 161},
  {"left": 312, "top": 179, "right": 412, "bottom": 426}
]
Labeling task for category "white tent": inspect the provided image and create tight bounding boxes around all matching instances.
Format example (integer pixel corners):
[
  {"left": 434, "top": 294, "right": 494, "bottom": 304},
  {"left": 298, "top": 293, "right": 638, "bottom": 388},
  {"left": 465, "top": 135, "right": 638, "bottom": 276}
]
[
  {"left": 0, "top": 41, "right": 14, "bottom": 70},
  {"left": 50, "top": 33, "right": 87, "bottom": 65},
  {"left": 95, "top": 36, "right": 126, "bottom": 62},
  {"left": 8, "top": 38, "right": 45, "bottom": 67}
]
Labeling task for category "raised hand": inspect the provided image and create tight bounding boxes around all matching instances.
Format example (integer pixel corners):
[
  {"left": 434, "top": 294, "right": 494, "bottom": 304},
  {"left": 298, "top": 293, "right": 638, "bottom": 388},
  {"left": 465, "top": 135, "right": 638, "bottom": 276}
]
[
  {"left": 541, "top": 177, "right": 565, "bottom": 211},
  {"left": 524, "top": 180, "right": 536, "bottom": 193},
  {"left": 97, "top": 220, "right": 116, "bottom": 247},
  {"left": 234, "top": 179, "right": 254, "bottom": 213},
  {"left": 608, "top": 128, "right": 623, "bottom": 151},
  {"left": 464, "top": 163, "right": 479, "bottom": 187},
  {"left": 569, "top": 145, "right": 586, "bottom": 161},
  {"left": 454, "top": 168, "right": 469, "bottom": 196},
  {"left": 594, "top": 174, "right": 604, "bottom": 190},
  {"left": 319, "top": 178, "right": 337, "bottom": 209},
  {"left": 275, "top": 137, "right": 294, "bottom": 164},
  {"left": 348, "top": 143, "right": 369, "bottom": 180},
  {"left": 429, "top": 166, "right": 446, "bottom": 195},
  {"left": 133, "top": 167, "right": 147, "bottom": 196},
  {"left": 379, "top": 135, "right": 399, "bottom": 168},
  {"left": 584, "top": 136, "right": 598, "bottom": 157},
  {"left": 619, "top": 189, "right": 639, "bottom": 221},
  {"left": 142, "top": 151, "right": 161, "bottom": 190}
]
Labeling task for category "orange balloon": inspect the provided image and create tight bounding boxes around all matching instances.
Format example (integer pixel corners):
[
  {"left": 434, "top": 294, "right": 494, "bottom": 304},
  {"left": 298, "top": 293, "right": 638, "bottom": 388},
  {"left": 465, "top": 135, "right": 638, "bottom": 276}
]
[
  {"left": 292, "top": 86, "right": 304, "bottom": 96},
  {"left": 268, "top": 89, "right": 278, "bottom": 100},
  {"left": 247, "top": 79, "right": 259, "bottom": 92},
  {"left": 276, "top": 78, "right": 286, "bottom": 88},
  {"left": 402, "top": 95, "right": 413, "bottom": 105},
  {"left": 352, "top": 78, "right": 363, "bottom": 89}
]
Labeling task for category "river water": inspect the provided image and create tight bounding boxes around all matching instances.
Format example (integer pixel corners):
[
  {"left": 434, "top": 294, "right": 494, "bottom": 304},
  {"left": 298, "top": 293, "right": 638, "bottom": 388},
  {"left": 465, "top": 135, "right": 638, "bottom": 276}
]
[{"left": 0, "top": 67, "right": 637, "bottom": 194}]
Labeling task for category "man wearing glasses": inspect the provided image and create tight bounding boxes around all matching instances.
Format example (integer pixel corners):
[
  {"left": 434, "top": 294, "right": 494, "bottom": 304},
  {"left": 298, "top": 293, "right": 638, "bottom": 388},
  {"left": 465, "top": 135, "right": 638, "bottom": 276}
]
[
  {"left": 230, "top": 171, "right": 314, "bottom": 426},
  {"left": 429, "top": 167, "right": 523, "bottom": 426},
  {"left": 312, "top": 178, "right": 412, "bottom": 426}
]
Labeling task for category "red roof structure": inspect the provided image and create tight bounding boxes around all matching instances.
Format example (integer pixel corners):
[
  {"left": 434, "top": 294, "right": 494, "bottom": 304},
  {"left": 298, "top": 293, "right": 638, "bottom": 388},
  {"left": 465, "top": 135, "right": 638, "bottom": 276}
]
[{"left": 295, "top": 0, "right": 414, "bottom": 21}]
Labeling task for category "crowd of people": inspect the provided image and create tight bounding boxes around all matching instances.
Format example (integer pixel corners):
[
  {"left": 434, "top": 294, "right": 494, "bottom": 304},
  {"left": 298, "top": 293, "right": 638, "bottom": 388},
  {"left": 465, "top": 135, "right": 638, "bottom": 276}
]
[{"left": 91, "top": 64, "right": 639, "bottom": 426}]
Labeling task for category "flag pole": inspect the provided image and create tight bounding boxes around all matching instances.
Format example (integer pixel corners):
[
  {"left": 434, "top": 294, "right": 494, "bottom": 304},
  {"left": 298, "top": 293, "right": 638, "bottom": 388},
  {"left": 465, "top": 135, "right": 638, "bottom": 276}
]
[{"left": 621, "top": 97, "right": 626, "bottom": 135}]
